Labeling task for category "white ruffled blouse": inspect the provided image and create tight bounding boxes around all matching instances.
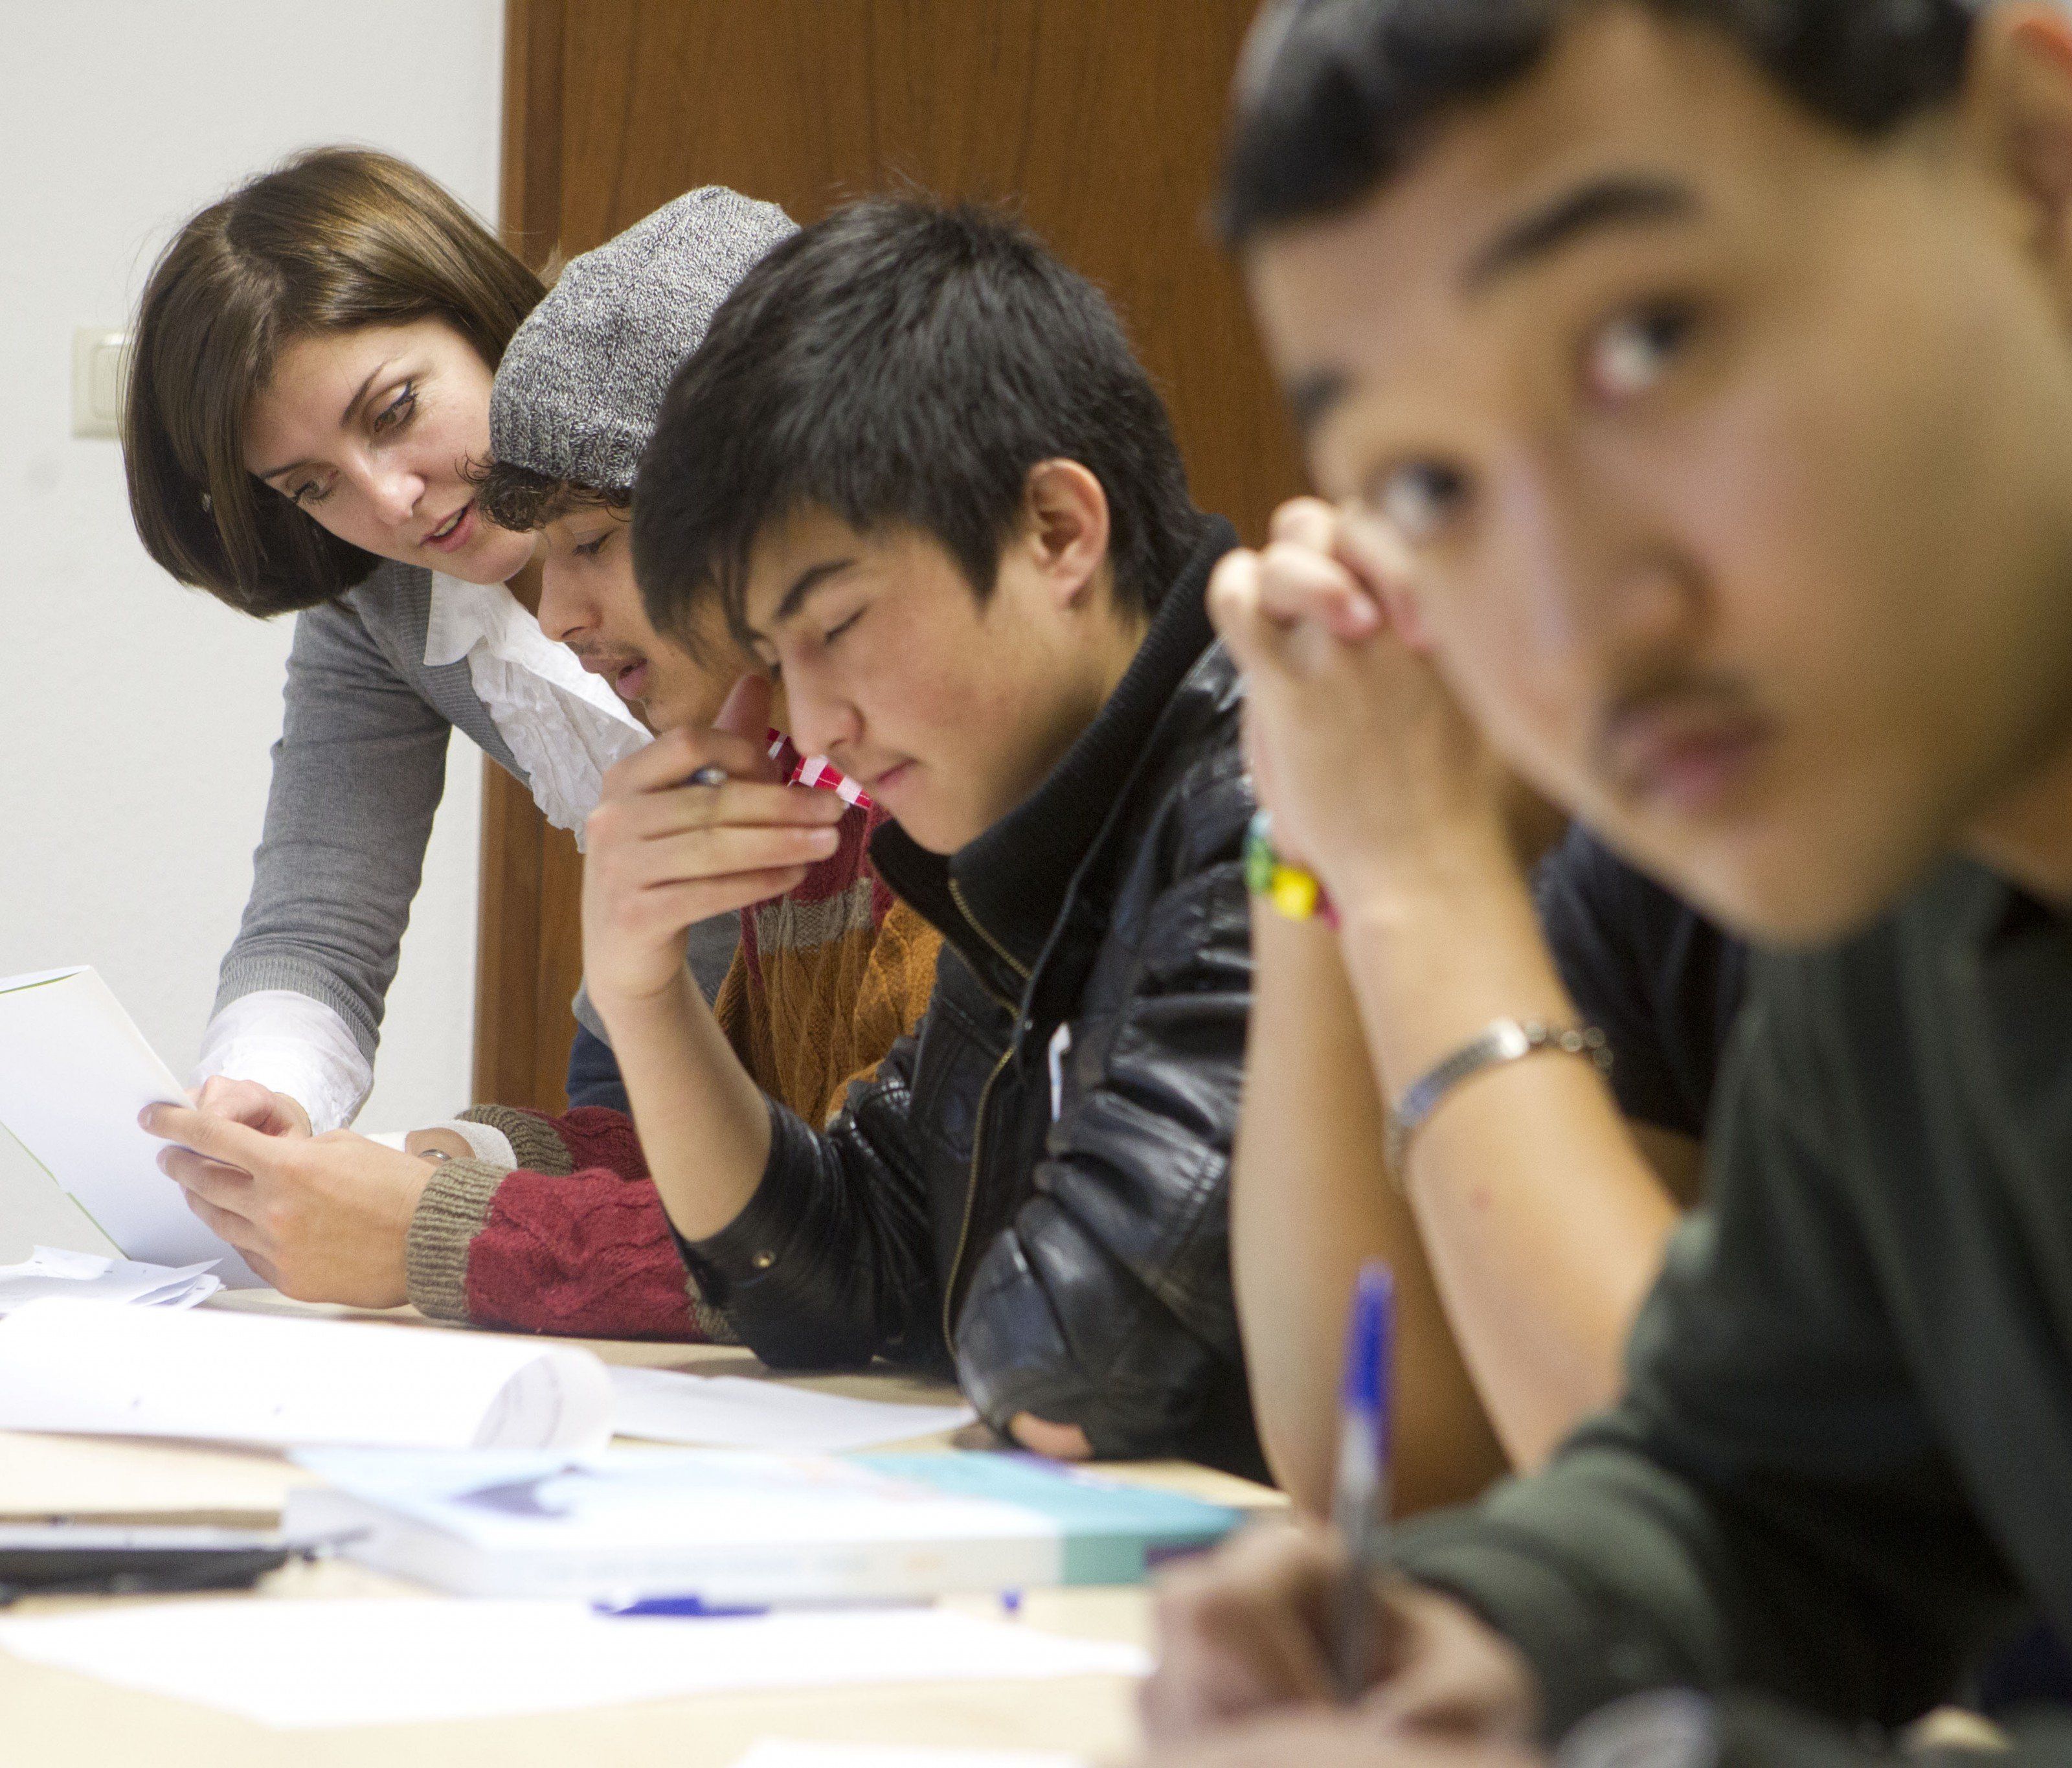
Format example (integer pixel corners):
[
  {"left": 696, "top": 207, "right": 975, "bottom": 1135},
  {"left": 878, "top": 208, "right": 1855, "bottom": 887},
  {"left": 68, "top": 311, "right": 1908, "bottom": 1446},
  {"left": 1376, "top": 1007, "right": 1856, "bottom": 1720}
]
[
  {"left": 194, "top": 576, "right": 651, "bottom": 1132},
  {"left": 421, "top": 573, "right": 650, "bottom": 841}
]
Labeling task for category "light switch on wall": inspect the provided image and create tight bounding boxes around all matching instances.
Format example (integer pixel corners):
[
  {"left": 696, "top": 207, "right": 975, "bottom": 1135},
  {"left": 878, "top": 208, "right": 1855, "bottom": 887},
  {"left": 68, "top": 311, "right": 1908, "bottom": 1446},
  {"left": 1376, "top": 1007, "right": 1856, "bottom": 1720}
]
[{"left": 72, "top": 328, "right": 131, "bottom": 440}]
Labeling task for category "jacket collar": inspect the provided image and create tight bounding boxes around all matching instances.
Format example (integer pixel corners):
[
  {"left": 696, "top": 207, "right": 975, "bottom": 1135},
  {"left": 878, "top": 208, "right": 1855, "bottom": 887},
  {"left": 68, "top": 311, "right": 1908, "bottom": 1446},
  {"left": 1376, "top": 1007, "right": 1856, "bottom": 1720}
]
[{"left": 872, "top": 517, "right": 1238, "bottom": 986}]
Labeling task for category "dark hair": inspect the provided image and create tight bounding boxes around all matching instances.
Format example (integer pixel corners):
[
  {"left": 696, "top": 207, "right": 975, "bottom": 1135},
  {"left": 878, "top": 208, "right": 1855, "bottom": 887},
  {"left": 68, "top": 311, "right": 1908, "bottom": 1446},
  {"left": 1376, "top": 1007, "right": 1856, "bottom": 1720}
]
[
  {"left": 1218, "top": 0, "right": 1978, "bottom": 245},
  {"left": 125, "top": 147, "right": 544, "bottom": 617},
  {"left": 469, "top": 460, "right": 628, "bottom": 533},
  {"left": 632, "top": 197, "right": 1207, "bottom": 648}
]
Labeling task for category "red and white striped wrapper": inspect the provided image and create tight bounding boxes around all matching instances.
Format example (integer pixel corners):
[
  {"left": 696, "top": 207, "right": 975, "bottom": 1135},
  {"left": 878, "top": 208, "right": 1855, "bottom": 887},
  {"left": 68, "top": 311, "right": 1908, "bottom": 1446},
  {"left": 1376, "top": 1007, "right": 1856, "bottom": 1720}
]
[{"left": 767, "top": 731, "right": 873, "bottom": 810}]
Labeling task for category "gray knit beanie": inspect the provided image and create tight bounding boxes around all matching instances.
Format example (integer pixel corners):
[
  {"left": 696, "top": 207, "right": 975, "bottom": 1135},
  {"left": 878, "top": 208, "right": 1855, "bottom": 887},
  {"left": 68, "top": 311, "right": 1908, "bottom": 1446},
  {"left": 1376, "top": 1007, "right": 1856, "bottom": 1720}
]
[{"left": 488, "top": 186, "right": 798, "bottom": 495}]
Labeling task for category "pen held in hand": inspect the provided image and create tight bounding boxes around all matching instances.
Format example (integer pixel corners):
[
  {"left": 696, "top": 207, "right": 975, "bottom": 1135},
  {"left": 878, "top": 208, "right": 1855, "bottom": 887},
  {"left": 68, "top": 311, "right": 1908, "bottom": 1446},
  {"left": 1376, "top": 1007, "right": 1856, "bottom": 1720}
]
[{"left": 1331, "top": 1260, "right": 1394, "bottom": 1702}]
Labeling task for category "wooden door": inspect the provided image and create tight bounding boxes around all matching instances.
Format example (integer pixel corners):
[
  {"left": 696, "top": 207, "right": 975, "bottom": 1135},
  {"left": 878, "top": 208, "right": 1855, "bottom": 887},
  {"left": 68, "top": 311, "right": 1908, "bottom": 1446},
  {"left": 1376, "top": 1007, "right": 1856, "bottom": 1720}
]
[{"left": 476, "top": 0, "right": 1303, "bottom": 1109}]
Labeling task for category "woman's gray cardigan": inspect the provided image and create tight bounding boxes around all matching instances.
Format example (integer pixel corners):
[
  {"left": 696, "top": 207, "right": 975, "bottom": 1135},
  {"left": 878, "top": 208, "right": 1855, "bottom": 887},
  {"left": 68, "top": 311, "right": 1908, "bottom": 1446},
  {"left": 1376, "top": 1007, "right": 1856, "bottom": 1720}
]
[{"left": 214, "top": 560, "right": 735, "bottom": 1068}]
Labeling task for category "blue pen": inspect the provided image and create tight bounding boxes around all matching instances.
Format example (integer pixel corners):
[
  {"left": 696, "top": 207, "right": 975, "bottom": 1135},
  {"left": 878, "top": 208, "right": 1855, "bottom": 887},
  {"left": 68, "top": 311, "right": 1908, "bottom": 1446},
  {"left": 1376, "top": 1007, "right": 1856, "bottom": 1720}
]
[
  {"left": 1331, "top": 1262, "right": 1394, "bottom": 1701},
  {"left": 592, "top": 1594, "right": 929, "bottom": 1620},
  {"left": 593, "top": 1595, "right": 767, "bottom": 1619}
]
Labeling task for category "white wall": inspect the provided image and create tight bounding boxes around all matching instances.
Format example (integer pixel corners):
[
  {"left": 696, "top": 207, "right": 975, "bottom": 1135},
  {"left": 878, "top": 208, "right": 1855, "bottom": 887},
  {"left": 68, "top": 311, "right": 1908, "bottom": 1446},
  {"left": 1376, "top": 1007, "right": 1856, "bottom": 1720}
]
[{"left": 0, "top": 0, "right": 506, "bottom": 1132}]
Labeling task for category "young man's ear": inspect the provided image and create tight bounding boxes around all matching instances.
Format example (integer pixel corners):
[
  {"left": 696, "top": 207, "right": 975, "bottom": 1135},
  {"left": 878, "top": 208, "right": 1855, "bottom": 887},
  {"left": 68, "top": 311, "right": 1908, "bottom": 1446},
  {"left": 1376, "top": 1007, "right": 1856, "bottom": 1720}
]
[
  {"left": 1020, "top": 459, "right": 1112, "bottom": 609},
  {"left": 1970, "top": 4, "right": 2072, "bottom": 295}
]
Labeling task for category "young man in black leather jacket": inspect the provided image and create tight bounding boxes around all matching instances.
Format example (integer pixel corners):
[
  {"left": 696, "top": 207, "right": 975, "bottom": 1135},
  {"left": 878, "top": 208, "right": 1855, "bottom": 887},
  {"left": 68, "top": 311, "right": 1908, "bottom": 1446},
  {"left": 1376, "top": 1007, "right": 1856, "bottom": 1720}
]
[{"left": 580, "top": 198, "right": 1261, "bottom": 1475}]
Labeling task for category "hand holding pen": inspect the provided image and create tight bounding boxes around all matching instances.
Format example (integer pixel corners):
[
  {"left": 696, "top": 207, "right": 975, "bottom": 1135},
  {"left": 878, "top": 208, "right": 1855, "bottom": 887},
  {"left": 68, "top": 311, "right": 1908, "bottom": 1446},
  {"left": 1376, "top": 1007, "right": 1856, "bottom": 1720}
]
[
  {"left": 581, "top": 674, "right": 849, "bottom": 1011},
  {"left": 1140, "top": 1263, "right": 1400, "bottom": 1729},
  {"left": 1142, "top": 1252, "right": 1539, "bottom": 1745}
]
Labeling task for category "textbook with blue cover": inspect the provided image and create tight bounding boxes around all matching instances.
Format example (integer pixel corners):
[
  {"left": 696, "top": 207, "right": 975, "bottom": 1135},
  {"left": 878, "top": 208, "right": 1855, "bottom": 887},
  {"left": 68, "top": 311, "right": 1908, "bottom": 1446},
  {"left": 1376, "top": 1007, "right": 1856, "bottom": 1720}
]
[{"left": 282, "top": 1447, "right": 1244, "bottom": 1602}]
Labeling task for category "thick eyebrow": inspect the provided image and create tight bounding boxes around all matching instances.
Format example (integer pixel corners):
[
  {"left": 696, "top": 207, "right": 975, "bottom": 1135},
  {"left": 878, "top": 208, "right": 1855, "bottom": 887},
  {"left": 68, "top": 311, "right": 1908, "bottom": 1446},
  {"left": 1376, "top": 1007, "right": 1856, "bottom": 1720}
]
[
  {"left": 250, "top": 359, "right": 392, "bottom": 483},
  {"left": 1287, "top": 368, "right": 1351, "bottom": 444},
  {"left": 1463, "top": 176, "right": 1698, "bottom": 295},
  {"left": 749, "top": 558, "right": 859, "bottom": 639}
]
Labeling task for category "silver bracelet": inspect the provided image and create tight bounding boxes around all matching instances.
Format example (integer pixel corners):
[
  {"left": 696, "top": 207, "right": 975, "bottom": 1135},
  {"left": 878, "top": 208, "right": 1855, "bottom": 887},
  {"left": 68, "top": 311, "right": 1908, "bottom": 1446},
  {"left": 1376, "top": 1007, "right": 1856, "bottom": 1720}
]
[{"left": 1385, "top": 1017, "right": 1612, "bottom": 1178}]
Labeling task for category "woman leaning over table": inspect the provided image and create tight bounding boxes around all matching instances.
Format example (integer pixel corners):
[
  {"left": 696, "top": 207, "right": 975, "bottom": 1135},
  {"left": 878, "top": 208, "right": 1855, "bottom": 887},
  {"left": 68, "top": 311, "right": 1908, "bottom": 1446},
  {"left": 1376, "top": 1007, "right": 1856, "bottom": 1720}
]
[{"left": 123, "top": 147, "right": 735, "bottom": 1137}]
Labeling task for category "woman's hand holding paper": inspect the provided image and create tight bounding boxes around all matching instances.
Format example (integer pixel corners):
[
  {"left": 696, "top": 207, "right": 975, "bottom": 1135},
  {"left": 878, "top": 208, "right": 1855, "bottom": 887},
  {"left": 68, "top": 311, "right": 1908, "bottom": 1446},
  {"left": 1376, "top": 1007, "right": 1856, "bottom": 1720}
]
[
  {"left": 188, "top": 1075, "right": 314, "bottom": 1140},
  {"left": 140, "top": 1104, "right": 432, "bottom": 1308}
]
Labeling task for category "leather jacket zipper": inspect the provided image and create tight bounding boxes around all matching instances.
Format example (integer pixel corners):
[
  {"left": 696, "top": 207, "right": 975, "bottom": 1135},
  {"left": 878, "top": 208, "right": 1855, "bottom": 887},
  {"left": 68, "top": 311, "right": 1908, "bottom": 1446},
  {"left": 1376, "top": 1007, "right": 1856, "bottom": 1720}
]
[
  {"left": 940, "top": 878, "right": 1032, "bottom": 1359},
  {"left": 947, "top": 878, "right": 1031, "bottom": 989}
]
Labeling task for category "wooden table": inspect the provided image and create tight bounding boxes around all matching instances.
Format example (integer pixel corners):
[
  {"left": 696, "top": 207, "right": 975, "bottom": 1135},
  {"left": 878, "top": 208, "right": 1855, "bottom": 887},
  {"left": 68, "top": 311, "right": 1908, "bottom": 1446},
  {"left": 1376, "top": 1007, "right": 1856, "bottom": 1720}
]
[{"left": 0, "top": 1294, "right": 1282, "bottom": 1766}]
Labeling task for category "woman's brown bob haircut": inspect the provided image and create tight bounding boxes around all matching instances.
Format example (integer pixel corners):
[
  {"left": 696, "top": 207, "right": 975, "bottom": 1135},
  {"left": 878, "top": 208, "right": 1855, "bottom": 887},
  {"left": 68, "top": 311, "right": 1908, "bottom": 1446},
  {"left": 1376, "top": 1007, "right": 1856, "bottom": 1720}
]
[{"left": 125, "top": 147, "right": 543, "bottom": 617}]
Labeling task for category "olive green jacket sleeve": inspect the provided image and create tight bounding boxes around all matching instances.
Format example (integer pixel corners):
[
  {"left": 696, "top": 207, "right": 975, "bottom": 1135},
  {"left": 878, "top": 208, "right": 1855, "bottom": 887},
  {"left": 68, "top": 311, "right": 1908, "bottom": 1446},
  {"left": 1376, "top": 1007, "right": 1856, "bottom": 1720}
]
[{"left": 1394, "top": 982, "right": 2037, "bottom": 1760}]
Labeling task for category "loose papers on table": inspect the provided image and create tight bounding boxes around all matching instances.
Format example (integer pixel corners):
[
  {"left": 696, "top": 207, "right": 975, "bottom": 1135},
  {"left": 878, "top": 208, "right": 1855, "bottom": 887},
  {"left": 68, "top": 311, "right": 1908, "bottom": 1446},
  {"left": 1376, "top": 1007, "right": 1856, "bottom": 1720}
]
[
  {"left": 0, "top": 1299, "right": 613, "bottom": 1452},
  {"left": 0, "top": 1599, "right": 1151, "bottom": 1728},
  {"left": 609, "top": 1365, "right": 977, "bottom": 1451},
  {"left": 0, "top": 1245, "right": 221, "bottom": 1314}
]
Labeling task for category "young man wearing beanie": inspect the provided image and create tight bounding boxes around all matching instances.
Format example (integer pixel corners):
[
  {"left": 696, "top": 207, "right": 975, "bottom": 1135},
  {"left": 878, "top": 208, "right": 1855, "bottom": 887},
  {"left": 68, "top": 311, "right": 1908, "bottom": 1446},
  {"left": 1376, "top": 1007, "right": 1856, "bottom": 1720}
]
[
  {"left": 144, "top": 188, "right": 939, "bottom": 1343},
  {"left": 581, "top": 197, "right": 1263, "bottom": 1473},
  {"left": 469, "top": 184, "right": 941, "bottom": 1146}
]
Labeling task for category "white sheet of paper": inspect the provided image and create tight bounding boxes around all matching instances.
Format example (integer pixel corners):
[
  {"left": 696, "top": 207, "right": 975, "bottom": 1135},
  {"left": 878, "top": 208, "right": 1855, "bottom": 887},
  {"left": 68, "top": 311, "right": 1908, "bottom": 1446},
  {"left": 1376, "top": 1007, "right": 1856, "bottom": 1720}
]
[
  {"left": 0, "top": 1118, "right": 118, "bottom": 1265},
  {"left": 733, "top": 1745, "right": 1089, "bottom": 1768},
  {"left": 0, "top": 967, "right": 259, "bottom": 1284},
  {"left": 0, "top": 1246, "right": 222, "bottom": 1315},
  {"left": 0, "top": 1298, "right": 613, "bottom": 1452},
  {"left": 0, "top": 1600, "right": 1149, "bottom": 1728},
  {"left": 609, "top": 1366, "right": 976, "bottom": 1451}
]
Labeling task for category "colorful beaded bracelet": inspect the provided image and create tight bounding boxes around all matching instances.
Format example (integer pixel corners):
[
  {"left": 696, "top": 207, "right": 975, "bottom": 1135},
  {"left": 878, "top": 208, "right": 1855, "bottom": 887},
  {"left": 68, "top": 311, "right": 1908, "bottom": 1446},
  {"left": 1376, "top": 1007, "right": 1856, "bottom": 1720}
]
[{"left": 1244, "top": 811, "right": 1339, "bottom": 929}]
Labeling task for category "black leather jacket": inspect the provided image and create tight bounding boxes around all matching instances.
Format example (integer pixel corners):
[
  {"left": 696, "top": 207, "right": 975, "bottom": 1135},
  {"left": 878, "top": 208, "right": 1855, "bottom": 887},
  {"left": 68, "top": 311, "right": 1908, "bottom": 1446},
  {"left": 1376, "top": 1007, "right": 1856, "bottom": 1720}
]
[{"left": 678, "top": 521, "right": 1261, "bottom": 1474}]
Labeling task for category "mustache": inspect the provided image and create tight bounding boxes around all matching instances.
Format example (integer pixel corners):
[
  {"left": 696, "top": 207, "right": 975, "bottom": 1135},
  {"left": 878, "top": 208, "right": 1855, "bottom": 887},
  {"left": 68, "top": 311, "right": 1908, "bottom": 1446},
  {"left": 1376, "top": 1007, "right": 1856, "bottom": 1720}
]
[{"left": 1591, "top": 668, "right": 1764, "bottom": 775}]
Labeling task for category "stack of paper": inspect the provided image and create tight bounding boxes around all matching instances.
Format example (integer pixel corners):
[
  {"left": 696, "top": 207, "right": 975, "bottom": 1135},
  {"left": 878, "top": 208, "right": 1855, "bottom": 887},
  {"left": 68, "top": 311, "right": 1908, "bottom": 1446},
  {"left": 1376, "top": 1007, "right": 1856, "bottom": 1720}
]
[
  {"left": 0, "top": 1298, "right": 613, "bottom": 1452},
  {"left": 0, "top": 1600, "right": 1151, "bottom": 1728},
  {"left": 0, "top": 1246, "right": 221, "bottom": 1315}
]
